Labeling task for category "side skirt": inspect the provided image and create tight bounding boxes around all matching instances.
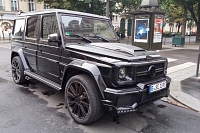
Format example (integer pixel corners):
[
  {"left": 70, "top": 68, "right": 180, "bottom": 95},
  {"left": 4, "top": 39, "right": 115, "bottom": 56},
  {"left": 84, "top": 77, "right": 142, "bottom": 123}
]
[{"left": 24, "top": 70, "right": 62, "bottom": 91}]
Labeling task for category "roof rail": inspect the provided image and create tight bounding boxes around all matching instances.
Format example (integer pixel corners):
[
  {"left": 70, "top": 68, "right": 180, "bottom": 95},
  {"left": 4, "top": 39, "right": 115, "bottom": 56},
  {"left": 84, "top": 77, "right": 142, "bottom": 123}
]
[{"left": 17, "top": 10, "right": 25, "bottom": 15}]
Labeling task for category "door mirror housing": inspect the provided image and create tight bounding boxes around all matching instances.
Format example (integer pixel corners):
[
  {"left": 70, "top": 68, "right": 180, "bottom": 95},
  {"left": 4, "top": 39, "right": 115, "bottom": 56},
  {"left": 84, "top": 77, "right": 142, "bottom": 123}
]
[
  {"left": 48, "top": 33, "right": 61, "bottom": 47},
  {"left": 48, "top": 33, "right": 59, "bottom": 42}
]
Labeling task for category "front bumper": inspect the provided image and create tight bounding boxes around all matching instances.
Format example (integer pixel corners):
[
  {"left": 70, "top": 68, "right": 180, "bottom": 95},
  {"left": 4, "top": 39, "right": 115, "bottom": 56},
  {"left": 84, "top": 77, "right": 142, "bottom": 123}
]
[{"left": 102, "top": 76, "right": 171, "bottom": 114}]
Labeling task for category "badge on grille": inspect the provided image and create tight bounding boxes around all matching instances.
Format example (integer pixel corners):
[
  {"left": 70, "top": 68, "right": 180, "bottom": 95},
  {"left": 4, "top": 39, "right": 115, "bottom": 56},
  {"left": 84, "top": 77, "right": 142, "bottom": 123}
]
[{"left": 148, "top": 65, "right": 156, "bottom": 77}]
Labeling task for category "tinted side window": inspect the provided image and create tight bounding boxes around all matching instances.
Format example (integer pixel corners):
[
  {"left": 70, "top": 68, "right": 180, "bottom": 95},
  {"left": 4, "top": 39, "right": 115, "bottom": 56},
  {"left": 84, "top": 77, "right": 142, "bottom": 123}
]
[
  {"left": 42, "top": 15, "right": 59, "bottom": 40},
  {"left": 26, "top": 16, "right": 40, "bottom": 38},
  {"left": 14, "top": 19, "right": 25, "bottom": 37}
]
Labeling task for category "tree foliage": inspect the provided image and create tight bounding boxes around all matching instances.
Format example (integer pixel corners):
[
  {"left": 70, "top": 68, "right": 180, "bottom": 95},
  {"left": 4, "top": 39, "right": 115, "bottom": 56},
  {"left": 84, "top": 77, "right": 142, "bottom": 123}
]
[
  {"left": 37, "top": 0, "right": 141, "bottom": 17},
  {"left": 114, "top": 0, "right": 141, "bottom": 13},
  {"left": 176, "top": 0, "right": 200, "bottom": 42}
]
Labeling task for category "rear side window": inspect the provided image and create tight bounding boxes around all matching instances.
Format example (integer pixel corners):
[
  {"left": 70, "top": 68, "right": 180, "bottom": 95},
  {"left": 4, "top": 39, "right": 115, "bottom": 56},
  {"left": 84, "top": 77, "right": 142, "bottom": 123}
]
[
  {"left": 42, "top": 15, "right": 59, "bottom": 40},
  {"left": 14, "top": 19, "right": 25, "bottom": 37},
  {"left": 26, "top": 16, "right": 40, "bottom": 38}
]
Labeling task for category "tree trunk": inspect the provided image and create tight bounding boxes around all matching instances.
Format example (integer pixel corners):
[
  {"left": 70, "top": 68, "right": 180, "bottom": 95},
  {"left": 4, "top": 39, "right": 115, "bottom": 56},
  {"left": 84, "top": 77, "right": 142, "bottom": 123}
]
[
  {"left": 177, "top": 25, "right": 181, "bottom": 33},
  {"left": 181, "top": 5, "right": 187, "bottom": 40},
  {"left": 106, "top": 0, "right": 110, "bottom": 17},
  {"left": 197, "top": 25, "right": 200, "bottom": 43},
  {"left": 196, "top": 2, "right": 200, "bottom": 43}
]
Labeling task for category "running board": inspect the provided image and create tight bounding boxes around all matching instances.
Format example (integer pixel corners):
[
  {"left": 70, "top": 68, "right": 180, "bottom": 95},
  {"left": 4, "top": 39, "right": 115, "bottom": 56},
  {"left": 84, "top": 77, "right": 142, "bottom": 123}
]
[{"left": 24, "top": 71, "right": 62, "bottom": 91}]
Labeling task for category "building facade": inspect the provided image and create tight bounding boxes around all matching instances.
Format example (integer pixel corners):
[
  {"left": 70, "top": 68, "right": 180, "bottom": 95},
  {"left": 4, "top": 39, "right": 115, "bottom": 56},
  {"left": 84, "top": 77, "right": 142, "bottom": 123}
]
[
  {"left": 112, "top": 15, "right": 197, "bottom": 39},
  {"left": 0, "top": 0, "right": 44, "bottom": 39}
]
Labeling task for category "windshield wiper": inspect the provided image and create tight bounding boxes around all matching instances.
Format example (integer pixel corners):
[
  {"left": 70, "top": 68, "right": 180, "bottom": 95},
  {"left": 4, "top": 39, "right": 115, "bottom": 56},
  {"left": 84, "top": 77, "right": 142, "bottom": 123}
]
[
  {"left": 89, "top": 35, "right": 110, "bottom": 42},
  {"left": 67, "top": 34, "right": 92, "bottom": 43}
]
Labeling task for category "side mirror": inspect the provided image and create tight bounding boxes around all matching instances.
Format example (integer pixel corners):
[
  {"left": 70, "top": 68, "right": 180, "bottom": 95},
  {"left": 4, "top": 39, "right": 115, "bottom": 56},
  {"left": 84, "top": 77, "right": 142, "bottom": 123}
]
[
  {"left": 48, "top": 33, "right": 58, "bottom": 42},
  {"left": 48, "top": 33, "right": 61, "bottom": 47}
]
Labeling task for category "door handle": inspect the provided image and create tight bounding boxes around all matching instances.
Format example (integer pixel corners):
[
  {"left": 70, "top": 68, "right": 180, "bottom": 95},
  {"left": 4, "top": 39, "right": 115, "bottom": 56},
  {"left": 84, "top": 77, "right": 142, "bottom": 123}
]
[{"left": 38, "top": 50, "right": 42, "bottom": 55}]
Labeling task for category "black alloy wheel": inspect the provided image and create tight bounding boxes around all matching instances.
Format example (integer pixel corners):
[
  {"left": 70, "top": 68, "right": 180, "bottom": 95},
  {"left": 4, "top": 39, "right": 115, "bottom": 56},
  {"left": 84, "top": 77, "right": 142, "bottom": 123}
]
[
  {"left": 11, "top": 56, "right": 27, "bottom": 84},
  {"left": 67, "top": 81, "right": 89, "bottom": 119},
  {"left": 65, "top": 74, "right": 104, "bottom": 124}
]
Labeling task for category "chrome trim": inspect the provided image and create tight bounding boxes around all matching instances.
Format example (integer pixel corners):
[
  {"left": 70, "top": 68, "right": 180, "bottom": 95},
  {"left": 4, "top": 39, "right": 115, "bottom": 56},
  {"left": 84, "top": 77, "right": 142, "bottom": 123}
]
[
  {"left": 104, "top": 87, "right": 140, "bottom": 95},
  {"left": 132, "top": 60, "right": 166, "bottom": 65},
  {"left": 136, "top": 68, "right": 164, "bottom": 76},
  {"left": 24, "top": 52, "right": 36, "bottom": 56},
  {"left": 37, "top": 55, "right": 59, "bottom": 63}
]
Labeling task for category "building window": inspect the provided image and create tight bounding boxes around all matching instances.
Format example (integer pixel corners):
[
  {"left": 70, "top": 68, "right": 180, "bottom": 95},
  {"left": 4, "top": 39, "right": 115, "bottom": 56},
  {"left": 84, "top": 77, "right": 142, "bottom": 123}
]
[
  {"left": 0, "top": 0, "right": 2, "bottom": 6},
  {"left": 11, "top": 0, "right": 18, "bottom": 11},
  {"left": 44, "top": 4, "right": 49, "bottom": 9},
  {"left": 0, "top": 0, "right": 4, "bottom": 11},
  {"left": 29, "top": 0, "right": 34, "bottom": 11}
]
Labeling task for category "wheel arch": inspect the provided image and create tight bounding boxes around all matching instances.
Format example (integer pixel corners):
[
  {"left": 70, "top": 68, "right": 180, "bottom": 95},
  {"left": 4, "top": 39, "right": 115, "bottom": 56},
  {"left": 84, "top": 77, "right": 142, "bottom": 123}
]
[
  {"left": 61, "top": 62, "right": 107, "bottom": 99},
  {"left": 11, "top": 49, "right": 30, "bottom": 71}
]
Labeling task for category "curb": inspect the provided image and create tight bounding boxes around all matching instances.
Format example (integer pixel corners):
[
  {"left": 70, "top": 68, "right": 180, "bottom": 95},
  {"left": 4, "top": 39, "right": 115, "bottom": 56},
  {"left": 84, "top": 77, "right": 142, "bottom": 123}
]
[{"left": 169, "top": 91, "right": 200, "bottom": 112}]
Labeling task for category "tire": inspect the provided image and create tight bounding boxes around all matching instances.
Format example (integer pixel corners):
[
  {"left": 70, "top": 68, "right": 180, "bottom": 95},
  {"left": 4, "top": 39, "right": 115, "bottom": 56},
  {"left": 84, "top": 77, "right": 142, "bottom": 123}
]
[
  {"left": 11, "top": 56, "right": 28, "bottom": 84},
  {"left": 65, "top": 74, "right": 104, "bottom": 124}
]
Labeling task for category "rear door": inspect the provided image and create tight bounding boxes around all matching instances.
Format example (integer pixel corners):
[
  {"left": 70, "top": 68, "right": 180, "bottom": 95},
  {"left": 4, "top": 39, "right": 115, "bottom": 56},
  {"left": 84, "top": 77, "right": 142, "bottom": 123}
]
[
  {"left": 23, "top": 15, "right": 40, "bottom": 71},
  {"left": 37, "top": 14, "right": 61, "bottom": 83}
]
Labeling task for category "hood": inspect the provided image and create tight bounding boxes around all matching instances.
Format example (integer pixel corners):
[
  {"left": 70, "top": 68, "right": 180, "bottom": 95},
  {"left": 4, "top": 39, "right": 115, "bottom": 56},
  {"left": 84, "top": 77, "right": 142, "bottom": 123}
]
[{"left": 65, "top": 43, "right": 161, "bottom": 63}]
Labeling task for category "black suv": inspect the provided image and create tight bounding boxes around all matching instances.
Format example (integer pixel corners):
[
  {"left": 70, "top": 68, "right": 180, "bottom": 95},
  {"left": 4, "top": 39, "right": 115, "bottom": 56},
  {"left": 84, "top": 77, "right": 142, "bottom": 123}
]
[{"left": 11, "top": 9, "right": 171, "bottom": 124}]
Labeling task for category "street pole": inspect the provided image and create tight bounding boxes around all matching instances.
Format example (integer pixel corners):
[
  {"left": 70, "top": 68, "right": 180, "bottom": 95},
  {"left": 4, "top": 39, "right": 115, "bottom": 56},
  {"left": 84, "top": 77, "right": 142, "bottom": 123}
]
[
  {"left": 196, "top": 44, "right": 200, "bottom": 77},
  {"left": 106, "top": 0, "right": 109, "bottom": 18}
]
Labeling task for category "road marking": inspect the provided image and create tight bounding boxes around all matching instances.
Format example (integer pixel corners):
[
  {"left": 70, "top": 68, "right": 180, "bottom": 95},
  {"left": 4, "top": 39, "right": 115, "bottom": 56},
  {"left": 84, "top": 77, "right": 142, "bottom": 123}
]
[
  {"left": 167, "top": 62, "right": 196, "bottom": 74},
  {"left": 167, "top": 58, "right": 178, "bottom": 62}
]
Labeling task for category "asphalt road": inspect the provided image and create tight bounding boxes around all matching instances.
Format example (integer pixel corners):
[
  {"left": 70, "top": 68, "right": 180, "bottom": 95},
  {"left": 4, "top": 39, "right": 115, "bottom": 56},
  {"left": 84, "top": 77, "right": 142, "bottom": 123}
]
[{"left": 0, "top": 44, "right": 200, "bottom": 133}]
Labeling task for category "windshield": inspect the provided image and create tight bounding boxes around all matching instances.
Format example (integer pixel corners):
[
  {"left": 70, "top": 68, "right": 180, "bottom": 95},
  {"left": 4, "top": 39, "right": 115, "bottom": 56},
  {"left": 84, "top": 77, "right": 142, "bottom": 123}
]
[{"left": 61, "top": 15, "right": 116, "bottom": 41}]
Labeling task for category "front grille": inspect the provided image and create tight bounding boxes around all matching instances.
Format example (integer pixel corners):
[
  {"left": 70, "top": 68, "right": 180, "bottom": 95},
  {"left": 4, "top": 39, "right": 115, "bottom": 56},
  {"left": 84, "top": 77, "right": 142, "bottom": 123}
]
[{"left": 133, "top": 62, "right": 165, "bottom": 83}]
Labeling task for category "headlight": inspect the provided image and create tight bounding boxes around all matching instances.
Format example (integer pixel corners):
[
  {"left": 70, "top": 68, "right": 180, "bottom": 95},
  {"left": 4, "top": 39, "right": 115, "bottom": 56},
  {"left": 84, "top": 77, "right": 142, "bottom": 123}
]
[{"left": 119, "top": 67, "right": 127, "bottom": 79}]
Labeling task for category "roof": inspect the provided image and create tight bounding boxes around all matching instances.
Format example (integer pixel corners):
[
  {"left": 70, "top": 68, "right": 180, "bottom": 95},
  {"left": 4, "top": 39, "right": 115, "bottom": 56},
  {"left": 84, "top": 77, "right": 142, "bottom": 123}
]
[{"left": 17, "top": 9, "right": 109, "bottom": 20}]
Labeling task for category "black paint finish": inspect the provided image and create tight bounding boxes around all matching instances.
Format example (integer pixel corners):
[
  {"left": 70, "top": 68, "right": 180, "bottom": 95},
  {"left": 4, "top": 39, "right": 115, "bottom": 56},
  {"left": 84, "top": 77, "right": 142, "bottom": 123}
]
[{"left": 11, "top": 9, "right": 171, "bottom": 116}]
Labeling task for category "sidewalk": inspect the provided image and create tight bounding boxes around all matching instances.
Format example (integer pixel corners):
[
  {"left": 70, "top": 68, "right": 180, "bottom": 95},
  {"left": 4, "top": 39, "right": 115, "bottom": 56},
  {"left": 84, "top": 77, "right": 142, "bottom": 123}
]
[
  {"left": 0, "top": 39, "right": 11, "bottom": 44},
  {"left": 163, "top": 43, "right": 200, "bottom": 112},
  {"left": 121, "top": 37, "right": 200, "bottom": 112}
]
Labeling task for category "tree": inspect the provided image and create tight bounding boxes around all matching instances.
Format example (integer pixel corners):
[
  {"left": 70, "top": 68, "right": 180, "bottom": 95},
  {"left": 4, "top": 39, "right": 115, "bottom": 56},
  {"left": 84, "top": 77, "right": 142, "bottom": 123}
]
[
  {"left": 186, "top": 0, "right": 200, "bottom": 42},
  {"left": 114, "top": 0, "right": 141, "bottom": 13},
  {"left": 37, "top": 0, "right": 106, "bottom": 15},
  {"left": 37, "top": 0, "right": 70, "bottom": 9},
  {"left": 167, "top": 0, "right": 199, "bottom": 42},
  {"left": 159, "top": 0, "right": 184, "bottom": 33}
]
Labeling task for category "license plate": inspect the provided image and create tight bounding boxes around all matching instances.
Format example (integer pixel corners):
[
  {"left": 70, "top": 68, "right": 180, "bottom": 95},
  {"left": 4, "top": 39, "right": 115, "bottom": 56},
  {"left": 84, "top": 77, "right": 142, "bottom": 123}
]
[{"left": 149, "top": 81, "right": 167, "bottom": 93}]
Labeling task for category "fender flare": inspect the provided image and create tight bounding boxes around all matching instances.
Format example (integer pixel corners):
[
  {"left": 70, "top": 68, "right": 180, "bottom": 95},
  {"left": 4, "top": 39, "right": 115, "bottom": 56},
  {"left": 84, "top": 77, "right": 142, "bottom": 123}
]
[
  {"left": 62, "top": 61, "right": 108, "bottom": 99},
  {"left": 11, "top": 48, "right": 30, "bottom": 71}
]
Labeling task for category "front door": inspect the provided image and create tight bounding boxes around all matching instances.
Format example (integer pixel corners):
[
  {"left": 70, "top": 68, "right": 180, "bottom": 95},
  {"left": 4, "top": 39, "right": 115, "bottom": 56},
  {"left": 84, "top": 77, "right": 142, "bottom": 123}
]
[{"left": 37, "top": 14, "right": 61, "bottom": 83}]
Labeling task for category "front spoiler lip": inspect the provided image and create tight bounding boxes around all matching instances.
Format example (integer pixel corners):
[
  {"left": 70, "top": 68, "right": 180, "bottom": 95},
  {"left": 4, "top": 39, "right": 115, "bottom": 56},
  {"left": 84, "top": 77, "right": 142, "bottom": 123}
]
[
  {"left": 104, "top": 76, "right": 171, "bottom": 95},
  {"left": 102, "top": 76, "right": 171, "bottom": 113}
]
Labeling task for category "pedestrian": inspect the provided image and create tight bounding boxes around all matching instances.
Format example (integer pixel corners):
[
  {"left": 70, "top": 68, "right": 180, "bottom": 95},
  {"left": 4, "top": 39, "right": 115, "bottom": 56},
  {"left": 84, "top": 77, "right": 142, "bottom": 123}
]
[
  {"left": 8, "top": 28, "right": 12, "bottom": 41},
  {"left": 2, "top": 29, "right": 4, "bottom": 39}
]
